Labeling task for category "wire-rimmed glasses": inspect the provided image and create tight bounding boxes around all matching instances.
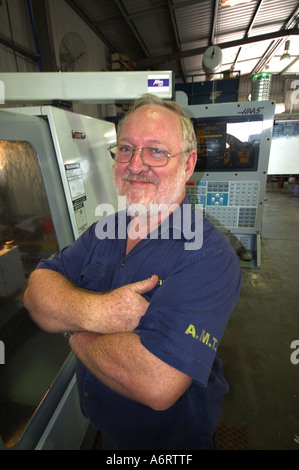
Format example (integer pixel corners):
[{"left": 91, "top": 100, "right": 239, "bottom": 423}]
[{"left": 108, "top": 144, "right": 187, "bottom": 167}]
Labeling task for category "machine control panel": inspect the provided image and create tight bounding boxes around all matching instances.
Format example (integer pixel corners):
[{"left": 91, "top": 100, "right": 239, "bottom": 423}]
[
  {"left": 186, "top": 180, "right": 260, "bottom": 229},
  {"left": 179, "top": 99, "right": 276, "bottom": 268}
]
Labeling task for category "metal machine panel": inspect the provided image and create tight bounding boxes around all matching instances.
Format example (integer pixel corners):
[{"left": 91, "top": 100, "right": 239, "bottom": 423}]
[
  {"left": 4, "top": 106, "right": 118, "bottom": 239},
  {"left": 47, "top": 107, "right": 118, "bottom": 239},
  {"left": 35, "top": 375, "right": 89, "bottom": 450},
  {"left": 0, "top": 109, "right": 74, "bottom": 249},
  {"left": 182, "top": 99, "right": 276, "bottom": 268},
  {"left": 0, "top": 110, "right": 78, "bottom": 449},
  {"left": 0, "top": 107, "right": 117, "bottom": 449},
  {"left": 0, "top": 71, "right": 173, "bottom": 103}
]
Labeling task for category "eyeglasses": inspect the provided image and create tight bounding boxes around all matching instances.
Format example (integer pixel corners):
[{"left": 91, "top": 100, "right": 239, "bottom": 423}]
[{"left": 108, "top": 144, "right": 187, "bottom": 167}]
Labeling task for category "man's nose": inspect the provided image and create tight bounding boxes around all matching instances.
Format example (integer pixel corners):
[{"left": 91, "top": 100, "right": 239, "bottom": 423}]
[{"left": 128, "top": 149, "right": 149, "bottom": 172}]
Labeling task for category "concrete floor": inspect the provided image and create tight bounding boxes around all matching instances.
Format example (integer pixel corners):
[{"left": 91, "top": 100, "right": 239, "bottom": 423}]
[{"left": 219, "top": 187, "right": 299, "bottom": 450}]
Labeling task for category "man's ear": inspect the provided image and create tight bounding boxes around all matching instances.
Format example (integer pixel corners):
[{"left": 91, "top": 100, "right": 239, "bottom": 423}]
[{"left": 185, "top": 149, "right": 197, "bottom": 182}]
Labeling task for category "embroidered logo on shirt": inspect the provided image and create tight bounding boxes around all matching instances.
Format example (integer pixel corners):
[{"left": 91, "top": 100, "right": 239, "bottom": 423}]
[{"left": 185, "top": 324, "right": 218, "bottom": 351}]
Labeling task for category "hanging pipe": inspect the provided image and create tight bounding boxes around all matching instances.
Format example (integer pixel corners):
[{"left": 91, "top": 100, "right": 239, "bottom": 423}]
[{"left": 26, "top": 0, "right": 42, "bottom": 71}]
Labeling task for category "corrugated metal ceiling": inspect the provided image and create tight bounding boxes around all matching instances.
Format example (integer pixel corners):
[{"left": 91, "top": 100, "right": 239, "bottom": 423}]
[{"left": 65, "top": 0, "right": 299, "bottom": 82}]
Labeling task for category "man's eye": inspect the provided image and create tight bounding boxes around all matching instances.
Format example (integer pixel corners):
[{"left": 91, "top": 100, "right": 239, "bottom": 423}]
[
  {"left": 150, "top": 148, "right": 167, "bottom": 157},
  {"left": 119, "top": 146, "right": 132, "bottom": 153}
]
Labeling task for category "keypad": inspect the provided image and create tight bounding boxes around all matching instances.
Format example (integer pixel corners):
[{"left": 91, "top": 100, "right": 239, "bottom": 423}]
[
  {"left": 229, "top": 181, "right": 259, "bottom": 207},
  {"left": 186, "top": 180, "right": 260, "bottom": 229},
  {"left": 238, "top": 207, "right": 257, "bottom": 227}
]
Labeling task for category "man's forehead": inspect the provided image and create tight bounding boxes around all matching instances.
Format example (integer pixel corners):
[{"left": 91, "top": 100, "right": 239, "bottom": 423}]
[
  {"left": 132, "top": 103, "right": 175, "bottom": 115},
  {"left": 118, "top": 104, "right": 183, "bottom": 147},
  {"left": 125, "top": 104, "right": 181, "bottom": 128}
]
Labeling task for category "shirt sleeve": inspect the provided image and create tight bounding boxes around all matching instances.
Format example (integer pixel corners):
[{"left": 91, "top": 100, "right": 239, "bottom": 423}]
[
  {"left": 134, "top": 247, "right": 242, "bottom": 387},
  {"left": 36, "top": 224, "right": 96, "bottom": 285}
]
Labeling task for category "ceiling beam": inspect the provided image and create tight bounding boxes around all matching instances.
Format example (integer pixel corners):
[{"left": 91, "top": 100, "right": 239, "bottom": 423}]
[
  {"left": 113, "top": 0, "right": 151, "bottom": 57},
  {"left": 250, "top": 38, "right": 285, "bottom": 75},
  {"left": 167, "top": 0, "right": 186, "bottom": 78},
  {"left": 30, "top": 0, "right": 57, "bottom": 71},
  {"left": 136, "top": 27, "right": 299, "bottom": 68},
  {"left": 0, "top": 32, "right": 37, "bottom": 63},
  {"left": 210, "top": 0, "right": 221, "bottom": 45},
  {"left": 172, "top": 0, "right": 211, "bottom": 9},
  {"left": 245, "top": 0, "right": 264, "bottom": 37},
  {"left": 250, "top": 3, "right": 299, "bottom": 75},
  {"left": 283, "top": 3, "right": 299, "bottom": 29},
  {"left": 279, "top": 56, "right": 299, "bottom": 75},
  {"left": 64, "top": 0, "right": 114, "bottom": 51},
  {"left": 229, "top": 0, "right": 264, "bottom": 72}
]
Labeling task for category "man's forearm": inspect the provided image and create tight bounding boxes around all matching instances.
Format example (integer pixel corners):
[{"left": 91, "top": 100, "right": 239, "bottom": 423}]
[
  {"left": 24, "top": 269, "right": 158, "bottom": 334},
  {"left": 69, "top": 330, "right": 192, "bottom": 411},
  {"left": 23, "top": 269, "right": 101, "bottom": 333}
]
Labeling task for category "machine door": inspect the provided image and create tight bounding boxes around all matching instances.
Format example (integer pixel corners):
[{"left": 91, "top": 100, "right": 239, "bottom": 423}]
[{"left": 0, "top": 111, "right": 84, "bottom": 449}]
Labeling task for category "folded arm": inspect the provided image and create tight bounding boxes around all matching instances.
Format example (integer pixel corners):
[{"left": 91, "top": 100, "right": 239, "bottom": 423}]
[
  {"left": 69, "top": 330, "right": 192, "bottom": 411},
  {"left": 24, "top": 268, "right": 158, "bottom": 334},
  {"left": 24, "top": 268, "right": 192, "bottom": 410}
]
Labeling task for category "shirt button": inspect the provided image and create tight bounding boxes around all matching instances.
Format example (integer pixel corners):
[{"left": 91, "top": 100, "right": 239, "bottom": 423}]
[
  {"left": 84, "top": 392, "right": 89, "bottom": 398},
  {"left": 120, "top": 262, "right": 125, "bottom": 267}
]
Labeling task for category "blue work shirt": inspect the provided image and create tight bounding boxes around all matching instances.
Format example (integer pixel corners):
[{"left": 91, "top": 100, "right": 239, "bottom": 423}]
[{"left": 37, "top": 197, "right": 241, "bottom": 450}]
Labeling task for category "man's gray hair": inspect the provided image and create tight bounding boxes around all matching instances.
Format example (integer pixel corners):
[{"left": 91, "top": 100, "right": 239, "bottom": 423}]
[{"left": 117, "top": 94, "right": 197, "bottom": 158}]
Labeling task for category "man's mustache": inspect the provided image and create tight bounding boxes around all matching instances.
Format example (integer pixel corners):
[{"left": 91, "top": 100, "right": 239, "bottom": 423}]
[{"left": 122, "top": 174, "right": 158, "bottom": 185}]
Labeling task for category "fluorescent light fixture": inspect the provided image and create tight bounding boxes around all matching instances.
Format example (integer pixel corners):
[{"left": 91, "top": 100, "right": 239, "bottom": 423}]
[
  {"left": 280, "top": 40, "right": 291, "bottom": 61},
  {"left": 221, "top": 0, "right": 252, "bottom": 7}
]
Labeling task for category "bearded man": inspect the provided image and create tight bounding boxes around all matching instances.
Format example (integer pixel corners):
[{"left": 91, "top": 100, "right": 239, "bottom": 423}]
[{"left": 24, "top": 94, "right": 241, "bottom": 450}]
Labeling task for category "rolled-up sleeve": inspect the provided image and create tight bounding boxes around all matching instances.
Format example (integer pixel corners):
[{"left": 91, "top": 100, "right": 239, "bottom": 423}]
[{"left": 135, "top": 246, "right": 242, "bottom": 387}]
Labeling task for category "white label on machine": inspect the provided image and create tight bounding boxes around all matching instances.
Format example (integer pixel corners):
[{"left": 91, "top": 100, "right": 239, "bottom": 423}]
[
  {"left": 65, "top": 163, "right": 86, "bottom": 201},
  {"left": 65, "top": 163, "right": 88, "bottom": 234},
  {"left": 148, "top": 74, "right": 170, "bottom": 93},
  {"left": 68, "top": 178, "right": 85, "bottom": 200},
  {"left": 74, "top": 203, "right": 88, "bottom": 234}
]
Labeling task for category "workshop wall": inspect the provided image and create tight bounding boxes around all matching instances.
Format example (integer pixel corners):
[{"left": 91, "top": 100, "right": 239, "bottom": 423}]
[
  {"left": 0, "top": 0, "right": 109, "bottom": 118},
  {"left": 1, "top": 0, "right": 298, "bottom": 116}
]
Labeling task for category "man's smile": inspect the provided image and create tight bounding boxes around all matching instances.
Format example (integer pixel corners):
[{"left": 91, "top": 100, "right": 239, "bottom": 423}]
[{"left": 123, "top": 174, "right": 158, "bottom": 187}]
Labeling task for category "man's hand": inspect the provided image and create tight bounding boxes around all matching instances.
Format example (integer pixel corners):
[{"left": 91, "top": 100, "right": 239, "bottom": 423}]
[{"left": 96, "top": 275, "right": 159, "bottom": 333}]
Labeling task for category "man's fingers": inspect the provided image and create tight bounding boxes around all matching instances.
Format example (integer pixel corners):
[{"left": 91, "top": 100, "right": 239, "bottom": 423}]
[{"left": 130, "top": 275, "right": 159, "bottom": 295}]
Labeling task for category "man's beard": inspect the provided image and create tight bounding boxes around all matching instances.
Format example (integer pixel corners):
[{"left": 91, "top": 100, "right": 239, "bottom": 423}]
[{"left": 112, "top": 162, "right": 187, "bottom": 218}]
